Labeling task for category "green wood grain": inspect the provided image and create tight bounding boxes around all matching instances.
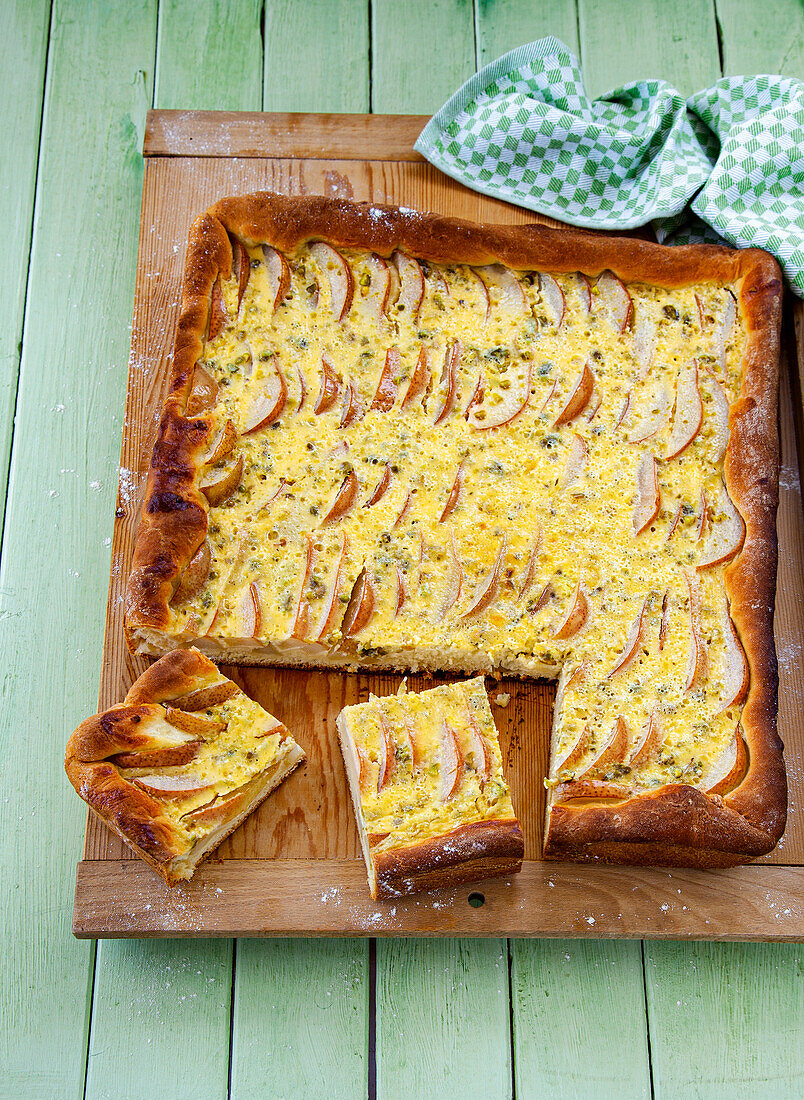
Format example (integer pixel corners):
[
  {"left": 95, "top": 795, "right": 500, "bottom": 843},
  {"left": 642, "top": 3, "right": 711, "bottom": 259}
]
[
  {"left": 0, "top": 0, "right": 51, "bottom": 539},
  {"left": 476, "top": 0, "right": 580, "bottom": 66},
  {"left": 263, "top": 0, "right": 369, "bottom": 112},
  {"left": 84, "top": 939, "right": 233, "bottom": 1100},
  {"left": 578, "top": 0, "right": 721, "bottom": 97},
  {"left": 645, "top": 941, "right": 804, "bottom": 1099},
  {"left": 372, "top": 0, "right": 476, "bottom": 114},
  {"left": 511, "top": 939, "right": 651, "bottom": 1099},
  {"left": 155, "top": 0, "right": 263, "bottom": 110},
  {"left": 375, "top": 938, "right": 512, "bottom": 1100},
  {"left": 0, "top": 1, "right": 155, "bottom": 1096},
  {"left": 230, "top": 939, "right": 369, "bottom": 1099},
  {"left": 717, "top": 0, "right": 804, "bottom": 77}
]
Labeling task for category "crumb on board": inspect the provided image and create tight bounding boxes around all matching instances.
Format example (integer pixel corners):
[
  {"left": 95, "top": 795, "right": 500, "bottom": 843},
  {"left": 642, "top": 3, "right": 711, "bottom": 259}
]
[{"left": 494, "top": 692, "right": 511, "bottom": 708}]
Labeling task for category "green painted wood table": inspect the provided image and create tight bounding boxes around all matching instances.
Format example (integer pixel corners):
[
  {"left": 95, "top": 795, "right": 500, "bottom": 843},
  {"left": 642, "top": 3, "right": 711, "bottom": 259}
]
[{"left": 2, "top": 1, "right": 802, "bottom": 1096}]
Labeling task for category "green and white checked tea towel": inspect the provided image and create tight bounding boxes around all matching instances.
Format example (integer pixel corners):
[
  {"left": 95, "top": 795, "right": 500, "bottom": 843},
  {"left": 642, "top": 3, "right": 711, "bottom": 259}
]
[{"left": 415, "top": 38, "right": 804, "bottom": 296}]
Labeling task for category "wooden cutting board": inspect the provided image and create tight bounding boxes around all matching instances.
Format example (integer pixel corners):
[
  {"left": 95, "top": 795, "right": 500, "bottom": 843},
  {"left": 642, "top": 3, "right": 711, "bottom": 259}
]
[{"left": 73, "top": 111, "right": 804, "bottom": 940}]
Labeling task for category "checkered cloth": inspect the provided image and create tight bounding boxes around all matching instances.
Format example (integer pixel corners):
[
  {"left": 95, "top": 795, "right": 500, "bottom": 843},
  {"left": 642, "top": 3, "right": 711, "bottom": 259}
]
[{"left": 415, "top": 38, "right": 804, "bottom": 296}]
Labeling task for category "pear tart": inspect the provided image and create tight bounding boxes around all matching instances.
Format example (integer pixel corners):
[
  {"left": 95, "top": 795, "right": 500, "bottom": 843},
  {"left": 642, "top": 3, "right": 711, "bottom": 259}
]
[
  {"left": 65, "top": 648, "right": 305, "bottom": 883},
  {"left": 125, "top": 193, "right": 786, "bottom": 869},
  {"left": 337, "top": 677, "right": 523, "bottom": 898}
]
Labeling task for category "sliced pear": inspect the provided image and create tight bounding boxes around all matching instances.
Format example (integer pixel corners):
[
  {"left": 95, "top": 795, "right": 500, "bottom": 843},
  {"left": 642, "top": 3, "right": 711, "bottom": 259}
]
[
  {"left": 468, "top": 361, "right": 531, "bottom": 431},
  {"left": 719, "top": 600, "right": 749, "bottom": 712},
  {"left": 438, "top": 534, "right": 464, "bottom": 620},
  {"left": 170, "top": 680, "right": 239, "bottom": 712},
  {"left": 552, "top": 582, "right": 590, "bottom": 640},
  {"left": 555, "top": 725, "right": 591, "bottom": 776},
  {"left": 364, "top": 463, "right": 393, "bottom": 507},
  {"left": 314, "top": 357, "right": 343, "bottom": 414},
  {"left": 394, "top": 566, "right": 409, "bottom": 618},
  {"left": 262, "top": 244, "right": 291, "bottom": 310},
  {"left": 633, "top": 310, "right": 658, "bottom": 378},
  {"left": 432, "top": 340, "right": 461, "bottom": 425},
  {"left": 539, "top": 273, "right": 565, "bottom": 328},
  {"left": 393, "top": 251, "right": 424, "bottom": 320},
  {"left": 553, "top": 361, "right": 594, "bottom": 426},
  {"left": 392, "top": 489, "right": 413, "bottom": 529},
  {"left": 321, "top": 471, "right": 359, "bottom": 525},
  {"left": 518, "top": 530, "right": 542, "bottom": 600},
  {"left": 703, "top": 726, "right": 747, "bottom": 795},
  {"left": 355, "top": 254, "right": 392, "bottom": 323},
  {"left": 377, "top": 715, "right": 395, "bottom": 792},
  {"left": 659, "top": 591, "right": 669, "bottom": 652},
  {"left": 342, "top": 570, "right": 377, "bottom": 637},
  {"left": 438, "top": 720, "right": 464, "bottom": 802},
  {"left": 529, "top": 582, "right": 554, "bottom": 615},
  {"left": 684, "top": 570, "right": 708, "bottom": 693},
  {"left": 477, "top": 264, "right": 527, "bottom": 318},
  {"left": 597, "top": 271, "right": 633, "bottom": 331},
  {"left": 614, "top": 392, "right": 632, "bottom": 429},
  {"left": 716, "top": 290, "right": 737, "bottom": 375},
  {"left": 201, "top": 419, "right": 237, "bottom": 467},
  {"left": 633, "top": 454, "right": 660, "bottom": 536},
  {"left": 439, "top": 460, "right": 465, "bottom": 522},
  {"left": 700, "top": 371, "right": 730, "bottom": 463},
  {"left": 242, "top": 368, "right": 288, "bottom": 434},
  {"left": 339, "top": 379, "right": 364, "bottom": 428},
  {"left": 164, "top": 707, "right": 225, "bottom": 737},
  {"left": 173, "top": 540, "right": 211, "bottom": 602},
  {"left": 571, "top": 272, "right": 592, "bottom": 314},
  {"left": 401, "top": 347, "right": 430, "bottom": 410},
  {"left": 608, "top": 598, "right": 647, "bottom": 677},
  {"left": 239, "top": 581, "right": 262, "bottom": 638},
  {"left": 665, "top": 363, "right": 703, "bottom": 460},
  {"left": 559, "top": 433, "right": 588, "bottom": 490},
  {"left": 625, "top": 382, "right": 671, "bottom": 443},
  {"left": 580, "top": 717, "right": 629, "bottom": 777},
  {"left": 200, "top": 454, "right": 243, "bottom": 506},
  {"left": 463, "top": 372, "right": 485, "bottom": 419},
  {"left": 134, "top": 773, "right": 214, "bottom": 798},
  {"left": 290, "top": 536, "right": 316, "bottom": 640},
  {"left": 630, "top": 713, "right": 663, "bottom": 768},
  {"left": 697, "top": 488, "right": 708, "bottom": 541},
  {"left": 466, "top": 715, "right": 492, "bottom": 783},
  {"left": 468, "top": 267, "right": 490, "bottom": 322},
  {"left": 666, "top": 502, "right": 683, "bottom": 541},
  {"left": 462, "top": 538, "right": 506, "bottom": 618},
  {"left": 232, "top": 238, "right": 251, "bottom": 315},
  {"left": 697, "top": 478, "right": 745, "bottom": 568},
  {"left": 185, "top": 364, "right": 219, "bottom": 416},
  {"left": 312, "top": 532, "right": 349, "bottom": 641},
  {"left": 112, "top": 741, "right": 202, "bottom": 770},
  {"left": 309, "top": 241, "right": 354, "bottom": 321},
  {"left": 296, "top": 367, "right": 307, "bottom": 412},
  {"left": 370, "top": 347, "right": 400, "bottom": 412}
]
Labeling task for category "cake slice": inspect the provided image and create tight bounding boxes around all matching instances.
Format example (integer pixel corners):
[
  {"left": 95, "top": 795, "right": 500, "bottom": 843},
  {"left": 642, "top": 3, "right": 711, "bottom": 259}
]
[
  {"left": 65, "top": 648, "right": 305, "bottom": 884},
  {"left": 337, "top": 677, "right": 523, "bottom": 898}
]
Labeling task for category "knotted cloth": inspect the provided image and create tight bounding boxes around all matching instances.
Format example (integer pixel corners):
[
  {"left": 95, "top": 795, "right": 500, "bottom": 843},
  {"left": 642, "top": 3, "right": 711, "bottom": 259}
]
[{"left": 415, "top": 38, "right": 804, "bottom": 295}]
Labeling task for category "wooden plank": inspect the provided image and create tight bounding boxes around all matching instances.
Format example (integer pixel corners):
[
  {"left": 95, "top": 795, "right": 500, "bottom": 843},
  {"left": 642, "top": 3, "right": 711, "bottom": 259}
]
[
  {"left": 375, "top": 939, "right": 512, "bottom": 1100},
  {"left": 230, "top": 940, "right": 369, "bottom": 1096},
  {"left": 511, "top": 940, "right": 651, "bottom": 1098},
  {"left": 578, "top": 0, "right": 721, "bottom": 97},
  {"left": 73, "top": 860, "right": 804, "bottom": 940},
  {"left": 372, "top": 0, "right": 476, "bottom": 114},
  {"left": 263, "top": 0, "right": 370, "bottom": 113},
  {"left": 717, "top": 0, "right": 804, "bottom": 77},
  {"left": 476, "top": 0, "right": 580, "bottom": 66},
  {"left": 144, "top": 109, "right": 429, "bottom": 158},
  {"left": 84, "top": 939, "right": 233, "bottom": 1100},
  {"left": 154, "top": 0, "right": 263, "bottom": 110},
  {"left": 645, "top": 940, "right": 804, "bottom": 1099},
  {"left": 0, "top": 0, "right": 51, "bottom": 537},
  {"left": 0, "top": 0, "right": 156, "bottom": 1095}
]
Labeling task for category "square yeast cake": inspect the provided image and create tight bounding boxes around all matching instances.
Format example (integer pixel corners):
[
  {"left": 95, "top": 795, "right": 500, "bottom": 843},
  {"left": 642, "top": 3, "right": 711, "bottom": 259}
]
[{"left": 338, "top": 677, "right": 523, "bottom": 898}]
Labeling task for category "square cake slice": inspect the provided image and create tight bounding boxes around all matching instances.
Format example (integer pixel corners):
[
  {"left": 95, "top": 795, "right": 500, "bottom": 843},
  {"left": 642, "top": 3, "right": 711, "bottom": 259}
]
[
  {"left": 337, "top": 677, "right": 523, "bottom": 898},
  {"left": 65, "top": 648, "right": 305, "bottom": 884}
]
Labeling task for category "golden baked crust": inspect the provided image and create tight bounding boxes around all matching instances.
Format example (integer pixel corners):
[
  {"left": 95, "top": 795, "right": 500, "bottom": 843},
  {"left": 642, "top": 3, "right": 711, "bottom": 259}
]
[
  {"left": 65, "top": 648, "right": 305, "bottom": 884},
  {"left": 124, "top": 192, "right": 785, "bottom": 870},
  {"left": 337, "top": 677, "right": 523, "bottom": 898}
]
